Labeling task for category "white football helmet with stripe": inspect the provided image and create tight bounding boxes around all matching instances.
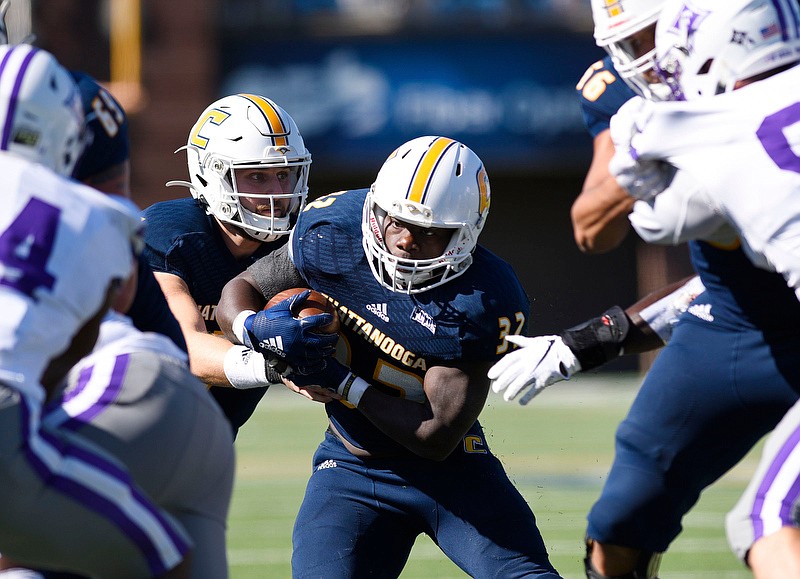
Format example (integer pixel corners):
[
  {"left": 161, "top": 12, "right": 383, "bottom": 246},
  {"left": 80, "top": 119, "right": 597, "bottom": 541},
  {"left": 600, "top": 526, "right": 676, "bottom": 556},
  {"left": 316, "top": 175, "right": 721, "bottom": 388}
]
[
  {"left": 362, "top": 136, "right": 491, "bottom": 294},
  {"left": 654, "top": 0, "right": 800, "bottom": 100},
  {"left": 0, "top": 43, "right": 85, "bottom": 176},
  {"left": 171, "top": 94, "right": 311, "bottom": 242},
  {"left": 591, "top": 0, "right": 671, "bottom": 100}
]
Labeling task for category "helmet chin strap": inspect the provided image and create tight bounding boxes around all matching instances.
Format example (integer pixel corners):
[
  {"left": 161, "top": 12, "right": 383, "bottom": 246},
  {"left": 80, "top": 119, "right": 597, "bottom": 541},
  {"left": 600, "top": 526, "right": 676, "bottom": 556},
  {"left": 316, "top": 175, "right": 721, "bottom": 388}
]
[{"left": 230, "top": 220, "right": 280, "bottom": 243}]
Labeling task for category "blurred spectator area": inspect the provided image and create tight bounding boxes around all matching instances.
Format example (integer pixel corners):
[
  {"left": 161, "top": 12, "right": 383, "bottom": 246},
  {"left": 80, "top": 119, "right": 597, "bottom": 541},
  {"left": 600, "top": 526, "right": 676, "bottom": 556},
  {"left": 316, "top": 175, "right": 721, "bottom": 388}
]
[{"left": 219, "top": 0, "right": 593, "bottom": 36}]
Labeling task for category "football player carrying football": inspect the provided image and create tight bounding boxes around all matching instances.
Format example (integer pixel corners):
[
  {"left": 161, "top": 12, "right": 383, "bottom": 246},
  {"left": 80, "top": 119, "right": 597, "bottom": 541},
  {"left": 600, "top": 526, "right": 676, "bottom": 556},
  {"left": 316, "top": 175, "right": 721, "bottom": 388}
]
[{"left": 217, "top": 136, "right": 562, "bottom": 578}]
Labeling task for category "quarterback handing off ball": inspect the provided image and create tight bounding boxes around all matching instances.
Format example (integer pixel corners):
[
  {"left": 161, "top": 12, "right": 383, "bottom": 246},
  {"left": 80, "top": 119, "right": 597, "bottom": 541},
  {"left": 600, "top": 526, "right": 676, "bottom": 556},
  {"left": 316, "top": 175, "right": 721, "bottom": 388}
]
[{"left": 266, "top": 288, "right": 340, "bottom": 334}]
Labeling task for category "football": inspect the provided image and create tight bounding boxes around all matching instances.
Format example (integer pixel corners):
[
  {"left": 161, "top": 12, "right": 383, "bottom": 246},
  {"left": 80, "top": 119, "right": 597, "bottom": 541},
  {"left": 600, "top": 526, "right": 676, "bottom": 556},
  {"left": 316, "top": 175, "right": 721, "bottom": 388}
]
[{"left": 265, "top": 288, "right": 340, "bottom": 334}]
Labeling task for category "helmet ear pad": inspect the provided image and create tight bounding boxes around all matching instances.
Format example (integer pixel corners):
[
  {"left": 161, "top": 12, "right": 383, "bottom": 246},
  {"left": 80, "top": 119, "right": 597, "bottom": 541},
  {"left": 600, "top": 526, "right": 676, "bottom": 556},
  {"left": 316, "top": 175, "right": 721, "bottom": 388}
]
[
  {"left": 361, "top": 136, "right": 490, "bottom": 294},
  {"left": 182, "top": 94, "right": 311, "bottom": 241}
]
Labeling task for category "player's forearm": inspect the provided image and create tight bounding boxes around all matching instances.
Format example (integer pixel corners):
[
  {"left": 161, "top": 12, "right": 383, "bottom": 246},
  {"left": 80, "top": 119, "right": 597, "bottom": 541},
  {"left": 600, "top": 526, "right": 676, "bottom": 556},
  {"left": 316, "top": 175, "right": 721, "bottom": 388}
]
[
  {"left": 572, "top": 130, "right": 636, "bottom": 254},
  {"left": 185, "top": 330, "right": 237, "bottom": 387},
  {"left": 217, "top": 274, "right": 266, "bottom": 342},
  {"left": 626, "top": 275, "right": 703, "bottom": 348},
  {"left": 571, "top": 180, "right": 636, "bottom": 254},
  {"left": 357, "top": 389, "right": 470, "bottom": 460},
  {"left": 356, "top": 366, "right": 484, "bottom": 461},
  {"left": 562, "top": 275, "right": 702, "bottom": 368}
]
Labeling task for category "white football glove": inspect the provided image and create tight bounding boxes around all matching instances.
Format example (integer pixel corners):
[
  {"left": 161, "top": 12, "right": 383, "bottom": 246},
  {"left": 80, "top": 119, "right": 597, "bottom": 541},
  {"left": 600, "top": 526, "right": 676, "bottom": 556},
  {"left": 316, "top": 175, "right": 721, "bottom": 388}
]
[
  {"left": 609, "top": 96, "right": 646, "bottom": 151},
  {"left": 608, "top": 96, "right": 675, "bottom": 200},
  {"left": 609, "top": 152, "right": 675, "bottom": 201},
  {"left": 488, "top": 335, "right": 581, "bottom": 405}
]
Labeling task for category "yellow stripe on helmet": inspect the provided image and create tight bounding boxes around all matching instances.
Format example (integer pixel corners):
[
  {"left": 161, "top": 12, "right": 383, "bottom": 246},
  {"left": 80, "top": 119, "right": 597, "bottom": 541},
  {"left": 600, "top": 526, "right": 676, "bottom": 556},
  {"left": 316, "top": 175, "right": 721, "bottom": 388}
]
[
  {"left": 239, "top": 93, "right": 289, "bottom": 147},
  {"left": 477, "top": 165, "right": 490, "bottom": 215},
  {"left": 408, "top": 137, "right": 456, "bottom": 203}
]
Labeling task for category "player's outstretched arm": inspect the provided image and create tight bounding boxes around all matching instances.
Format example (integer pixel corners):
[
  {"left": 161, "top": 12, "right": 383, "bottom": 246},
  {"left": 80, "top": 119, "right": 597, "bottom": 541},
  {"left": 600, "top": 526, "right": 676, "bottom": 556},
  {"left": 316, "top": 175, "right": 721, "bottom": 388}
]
[
  {"left": 489, "top": 275, "right": 702, "bottom": 404},
  {"left": 152, "top": 271, "right": 236, "bottom": 387},
  {"left": 571, "top": 129, "right": 636, "bottom": 254}
]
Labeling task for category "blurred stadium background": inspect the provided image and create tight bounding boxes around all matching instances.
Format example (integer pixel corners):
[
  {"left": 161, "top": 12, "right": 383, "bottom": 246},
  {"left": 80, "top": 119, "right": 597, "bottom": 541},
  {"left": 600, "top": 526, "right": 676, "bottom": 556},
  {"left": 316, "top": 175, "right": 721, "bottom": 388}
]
[
  {"left": 23, "top": 1, "right": 754, "bottom": 576},
  {"left": 21, "top": 0, "right": 694, "bottom": 342}
]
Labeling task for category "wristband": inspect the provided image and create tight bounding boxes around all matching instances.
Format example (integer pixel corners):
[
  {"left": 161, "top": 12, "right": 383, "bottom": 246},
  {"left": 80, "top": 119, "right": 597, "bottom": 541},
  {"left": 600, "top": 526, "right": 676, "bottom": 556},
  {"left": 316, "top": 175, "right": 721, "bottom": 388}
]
[
  {"left": 639, "top": 276, "right": 704, "bottom": 344},
  {"left": 232, "top": 309, "right": 257, "bottom": 346},
  {"left": 223, "top": 345, "right": 280, "bottom": 389},
  {"left": 335, "top": 373, "right": 370, "bottom": 407},
  {"left": 560, "top": 305, "right": 630, "bottom": 371}
]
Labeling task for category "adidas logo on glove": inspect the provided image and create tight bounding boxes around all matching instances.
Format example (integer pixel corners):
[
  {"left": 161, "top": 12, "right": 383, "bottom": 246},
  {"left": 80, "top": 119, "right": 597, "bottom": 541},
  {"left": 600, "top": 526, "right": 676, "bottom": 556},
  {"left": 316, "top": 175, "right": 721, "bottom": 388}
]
[{"left": 258, "top": 336, "right": 285, "bottom": 355}]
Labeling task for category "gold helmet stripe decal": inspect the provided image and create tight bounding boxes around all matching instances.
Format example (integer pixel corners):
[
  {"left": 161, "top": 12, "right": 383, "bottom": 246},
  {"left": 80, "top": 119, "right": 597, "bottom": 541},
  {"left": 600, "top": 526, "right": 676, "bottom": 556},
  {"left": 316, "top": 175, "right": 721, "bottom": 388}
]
[
  {"left": 408, "top": 137, "right": 457, "bottom": 204},
  {"left": 239, "top": 93, "right": 288, "bottom": 147},
  {"left": 477, "top": 165, "right": 490, "bottom": 215}
]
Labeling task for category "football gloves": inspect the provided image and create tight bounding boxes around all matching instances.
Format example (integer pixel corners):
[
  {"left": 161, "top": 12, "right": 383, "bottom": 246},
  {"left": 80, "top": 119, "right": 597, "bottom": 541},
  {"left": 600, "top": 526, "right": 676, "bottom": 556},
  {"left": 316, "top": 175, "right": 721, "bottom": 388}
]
[
  {"left": 609, "top": 152, "right": 676, "bottom": 201},
  {"left": 288, "top": 357, "right": 370, "bottom": 407},
  {"left": 241, "top": 290, "right": 338, "bottom": 374},
  {"left": 488, "top": 335, "right": 581, "bottom": 405},
  {"left": 609, "top": 95, "right": 676, "bottom": 200}
]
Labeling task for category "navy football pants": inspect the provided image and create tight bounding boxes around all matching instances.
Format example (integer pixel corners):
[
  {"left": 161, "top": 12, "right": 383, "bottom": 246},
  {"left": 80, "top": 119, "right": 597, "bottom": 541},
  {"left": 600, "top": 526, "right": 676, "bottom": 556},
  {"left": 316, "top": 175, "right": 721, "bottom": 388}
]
[
  {"left": 587, "top": 315, "right": 800, "bottom": 552},
  {"left": 292, "top": 430, "right": 561, "bottom": 578}
]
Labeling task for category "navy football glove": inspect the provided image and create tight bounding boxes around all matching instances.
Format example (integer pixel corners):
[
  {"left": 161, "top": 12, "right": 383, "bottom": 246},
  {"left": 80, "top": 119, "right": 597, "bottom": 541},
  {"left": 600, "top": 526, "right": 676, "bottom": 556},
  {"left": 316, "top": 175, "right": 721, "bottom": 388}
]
[
  {"left": 288, "top": 358, "right": 370, "bottom": 407},
  {"left": 289, "top": 357, "right": 352, "bottom": 391},
  {"left": 242, "top": 290, "right": 338, "bottom": 373}
]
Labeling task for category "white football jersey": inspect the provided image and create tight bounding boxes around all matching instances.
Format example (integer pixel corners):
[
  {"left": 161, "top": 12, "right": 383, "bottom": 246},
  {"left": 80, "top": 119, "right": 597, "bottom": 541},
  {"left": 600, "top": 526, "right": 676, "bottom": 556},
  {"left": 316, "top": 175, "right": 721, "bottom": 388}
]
[
  {"left": 623, "top": 66, "right": 800, "bottom": 297},
  {"left": 0, "top": 152, "right": 139, "bottom": 400},
  {"left": 628, "top": 169, "right": 736, "bottom": 246}
]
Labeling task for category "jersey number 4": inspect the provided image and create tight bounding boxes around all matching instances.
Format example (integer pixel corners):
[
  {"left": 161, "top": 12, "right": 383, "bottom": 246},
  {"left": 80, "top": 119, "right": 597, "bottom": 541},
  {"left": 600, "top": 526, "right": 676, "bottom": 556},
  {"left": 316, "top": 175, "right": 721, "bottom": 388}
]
[{"left": 0, "top": 198, "right": 59, "bottom": 299}]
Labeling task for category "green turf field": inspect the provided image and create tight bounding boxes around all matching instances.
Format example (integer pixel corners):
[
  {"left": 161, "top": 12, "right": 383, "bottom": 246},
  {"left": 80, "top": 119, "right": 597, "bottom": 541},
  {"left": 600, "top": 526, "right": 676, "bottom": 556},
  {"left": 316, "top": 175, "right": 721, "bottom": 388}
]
[{"left": 228, "top": 372, "right": 760, "bottom": 578}]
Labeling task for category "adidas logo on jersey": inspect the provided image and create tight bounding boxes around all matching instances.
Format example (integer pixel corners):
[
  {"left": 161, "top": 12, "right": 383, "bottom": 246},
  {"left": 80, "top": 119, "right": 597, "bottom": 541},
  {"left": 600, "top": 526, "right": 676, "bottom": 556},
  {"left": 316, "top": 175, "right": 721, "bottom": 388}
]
[
  {"left": 316, "top": 459, "right": 337, "bottom": 471},
  {"left": 687, "top": 303, "right": 714, "bottom": 322},
  {"left": 257, "top": 336, "right": 285, "bottom": 355},
  {"left": 366, "top": 303, "right": 389, "bottom": 322}
]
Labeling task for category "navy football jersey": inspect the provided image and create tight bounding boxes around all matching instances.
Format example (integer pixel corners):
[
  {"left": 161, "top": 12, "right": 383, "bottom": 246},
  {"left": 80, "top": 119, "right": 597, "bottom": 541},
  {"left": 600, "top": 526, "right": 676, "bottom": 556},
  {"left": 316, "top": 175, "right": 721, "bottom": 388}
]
[
  {"left": 142, "top": 197, "right": 286, "bottom": 432},
  {"left": 577, "top": 58, "right": 800, "bottom": 330},
  {"left": 576, "top": 56, "right": 637, "bottom": 139},
  {"left": 289, "top": 189, "right": 530, "bottom": 455},
  {"left": 687, "top": 240, "right": 800, "bottom": 330},
  {"left": 125, "top": 257, "right": 186, "bottom": 352}
]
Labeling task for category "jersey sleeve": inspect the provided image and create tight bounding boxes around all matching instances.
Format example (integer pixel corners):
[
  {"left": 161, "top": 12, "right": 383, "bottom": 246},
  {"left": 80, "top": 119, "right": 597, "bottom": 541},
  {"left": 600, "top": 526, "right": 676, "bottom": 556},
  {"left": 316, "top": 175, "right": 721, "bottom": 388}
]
[
  {"left": 141, "top": 204, "right": 178, "bottom": 276},
  {"left": 125, "top": 257, "right": 187, "bottom": 352},
  {"left": 576, "top": 56, "right": 638, "bottom": 138},
  {"left": 141, "top": 201, "right": 197, "bottom": 281},
  {"left": 290, "top": 189, "right": 369, "bottom": 279},
  {"left": 246, "top": 243, "right": 306, "bottom": 300}
]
